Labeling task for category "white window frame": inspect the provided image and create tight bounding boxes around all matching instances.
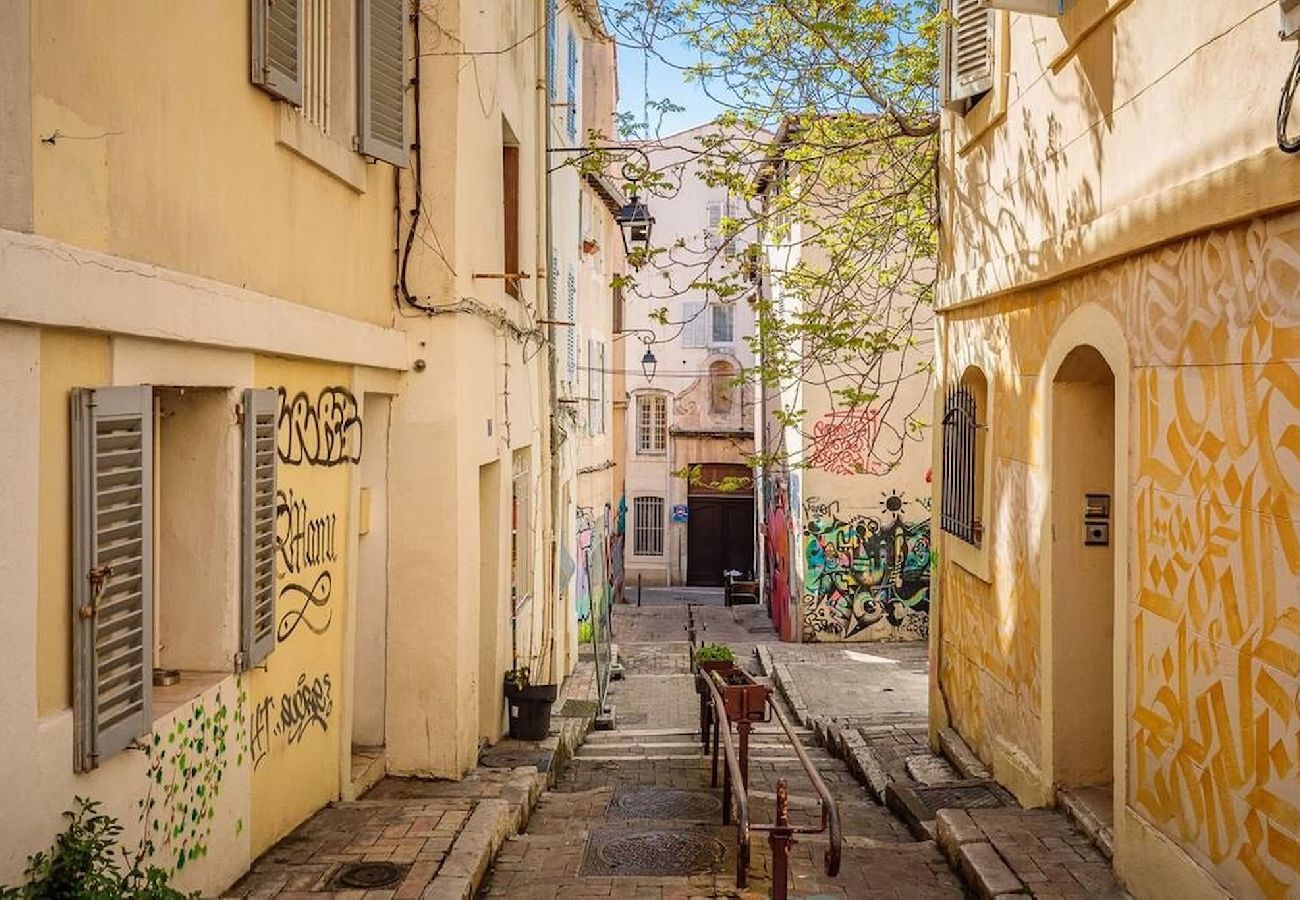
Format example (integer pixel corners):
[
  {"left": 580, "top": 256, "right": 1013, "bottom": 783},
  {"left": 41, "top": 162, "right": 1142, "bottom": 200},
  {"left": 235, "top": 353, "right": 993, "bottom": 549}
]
[
  {"left": 636, "top": 394, "right": 668, "bottom": 455},
  {"left": 709, "top": 303, "right": 735, "bottom": 346}
]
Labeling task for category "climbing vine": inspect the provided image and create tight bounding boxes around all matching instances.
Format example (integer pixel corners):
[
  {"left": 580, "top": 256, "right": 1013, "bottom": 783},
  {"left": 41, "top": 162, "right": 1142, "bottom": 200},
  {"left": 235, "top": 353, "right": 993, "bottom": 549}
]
[{"left": 139, "top": 679, "right": 247, "bottom": 874}]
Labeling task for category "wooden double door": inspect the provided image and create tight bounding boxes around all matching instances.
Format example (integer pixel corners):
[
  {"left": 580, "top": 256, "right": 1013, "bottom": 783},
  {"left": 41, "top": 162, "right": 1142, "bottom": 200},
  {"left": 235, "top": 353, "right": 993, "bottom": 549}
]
[{"left": 686, "top": 496, "right": 755, "bottom": 587}]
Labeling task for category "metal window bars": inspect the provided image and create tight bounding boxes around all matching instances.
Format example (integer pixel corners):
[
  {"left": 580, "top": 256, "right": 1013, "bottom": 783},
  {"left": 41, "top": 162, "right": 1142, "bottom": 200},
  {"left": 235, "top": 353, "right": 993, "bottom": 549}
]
[{"left": 940, "top": 383, "right": 984, "bottom": 545}]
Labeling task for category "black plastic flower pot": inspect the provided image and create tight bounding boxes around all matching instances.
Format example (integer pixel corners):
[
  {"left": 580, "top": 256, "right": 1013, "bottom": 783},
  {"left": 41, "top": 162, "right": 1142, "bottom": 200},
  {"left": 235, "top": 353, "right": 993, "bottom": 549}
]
[{"left": 504, "top": 682, "right": 558, "bottom": 741}]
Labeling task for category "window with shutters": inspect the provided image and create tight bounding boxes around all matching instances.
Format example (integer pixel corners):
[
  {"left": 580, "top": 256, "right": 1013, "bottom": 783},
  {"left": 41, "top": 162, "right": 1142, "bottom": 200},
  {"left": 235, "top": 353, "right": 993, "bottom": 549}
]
[
  {"left": 945, "top": 0, "right": 995, "bottom": 108},
  {"left": 241, "top": 389, "right": 278, "bottom": 669},
  {"left": 636, "top": 394, "right": 667, "bottom": 455},
  {"left": 503, "top": 142, "right": 521, "bottom": 300},
  {"left": 71, "top": 384, "right": 264, "bottom": 771},
  {"left": 546, "top": 0, "right": 558, "bottom": 101},
  {"left": 940, "top": 368, "right": 988, "bottom": 547},
  {"left": 632, "top": 496, "right": 665, "bottom": 557},
  {"left": 587, "top": 339, "right": 607, "bottom": 435}
]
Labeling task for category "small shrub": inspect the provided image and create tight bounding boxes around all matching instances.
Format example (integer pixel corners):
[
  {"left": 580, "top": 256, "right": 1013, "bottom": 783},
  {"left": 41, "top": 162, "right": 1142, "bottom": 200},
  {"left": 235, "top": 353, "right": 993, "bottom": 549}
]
[
  {"left": 0, "top": 797, "right": 189, "bottom": 900},
  {"left": 693, "top": 643, "right": 735, "bottom": 664}
]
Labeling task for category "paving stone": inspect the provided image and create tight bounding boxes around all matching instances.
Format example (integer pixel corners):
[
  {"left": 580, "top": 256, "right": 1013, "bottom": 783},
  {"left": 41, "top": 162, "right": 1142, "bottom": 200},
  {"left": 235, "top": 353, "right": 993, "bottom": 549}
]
[{"left": 958, "top": 841, "right": 1026, "bottom": 899}]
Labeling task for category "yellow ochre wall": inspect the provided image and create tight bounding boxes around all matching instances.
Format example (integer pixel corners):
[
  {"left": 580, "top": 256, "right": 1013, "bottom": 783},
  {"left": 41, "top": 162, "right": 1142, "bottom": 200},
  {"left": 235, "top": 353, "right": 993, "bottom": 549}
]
[
  {"left": 936, "top": 212, "right": 1299, "bottom": 899},
  {"left": 248, "top": 356, "right": 355, "bottom": 856},
  {"left": 27, "top": 0, "right": 395, "bottom": 326}
]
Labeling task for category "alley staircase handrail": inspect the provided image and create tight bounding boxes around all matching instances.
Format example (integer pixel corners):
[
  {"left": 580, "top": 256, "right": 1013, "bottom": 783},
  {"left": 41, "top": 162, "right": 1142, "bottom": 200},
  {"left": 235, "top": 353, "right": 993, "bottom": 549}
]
[{"left": 703, "top": 669, "right": 752, "bottom": 888}]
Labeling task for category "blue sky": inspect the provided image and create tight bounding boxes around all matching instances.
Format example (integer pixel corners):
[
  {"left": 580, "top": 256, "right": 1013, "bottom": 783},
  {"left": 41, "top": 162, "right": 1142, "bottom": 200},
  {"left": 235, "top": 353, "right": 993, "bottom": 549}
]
[{"left": 616, "top": 36, "right": 726, "bottom": 138}]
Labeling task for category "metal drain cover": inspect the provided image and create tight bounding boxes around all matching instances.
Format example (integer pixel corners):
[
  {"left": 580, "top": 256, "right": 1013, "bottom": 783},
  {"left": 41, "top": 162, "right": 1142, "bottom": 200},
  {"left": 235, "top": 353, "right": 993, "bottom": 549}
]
[
  {"left": 911, "top": 781, "right": 1014, "bottom": 814},
  {"left": 580, "top": 826, "right": 731, "bottom": 876},
  {"left": 333, "top": 861, "right": 409, "bottom": 889},
  {"left": 608, "top": 786, "right": 722, "bottom": 821}
]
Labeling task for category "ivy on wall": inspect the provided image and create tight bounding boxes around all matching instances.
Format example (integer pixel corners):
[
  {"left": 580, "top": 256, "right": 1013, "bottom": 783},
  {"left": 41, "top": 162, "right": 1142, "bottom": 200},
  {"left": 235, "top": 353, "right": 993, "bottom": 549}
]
[{"left": 138, "top": 680, "right": 247, "bottom": 873}]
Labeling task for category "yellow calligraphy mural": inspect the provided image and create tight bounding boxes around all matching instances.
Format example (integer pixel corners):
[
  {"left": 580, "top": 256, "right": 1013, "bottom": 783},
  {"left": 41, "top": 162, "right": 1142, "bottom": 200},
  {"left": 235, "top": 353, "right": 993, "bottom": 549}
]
[{"left": 941, "top": 210, "right": 1299, "bottom": 898}]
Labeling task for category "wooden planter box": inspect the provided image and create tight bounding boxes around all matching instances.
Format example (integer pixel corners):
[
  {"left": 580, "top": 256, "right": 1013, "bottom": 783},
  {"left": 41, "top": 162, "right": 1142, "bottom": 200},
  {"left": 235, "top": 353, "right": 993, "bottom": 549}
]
[
  {"left": 695, "top": 658, "right": 737, "bottom": 695},
  {"left": 713, "top": 668, "right": 771, "bottom": 723}
]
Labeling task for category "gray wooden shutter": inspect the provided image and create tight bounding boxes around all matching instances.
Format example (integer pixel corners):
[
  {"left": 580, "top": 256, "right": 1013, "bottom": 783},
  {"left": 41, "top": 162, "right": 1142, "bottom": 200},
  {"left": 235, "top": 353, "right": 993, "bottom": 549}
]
[
  {"left": 241, "top": 388, "right": 278, "bottom": 669},
  {"left": 251, "top": 0, "right": 304, "bottom": 105},
  {"left": 682, "top": 300, "right": 707, "bottom": 348},
  {"left": 359, "top": 0, "right": 408, "bottom": 166},
  {"left": 71, "top": 386, "right": 154, "bottom": 773},
  {"left": 947, "top": 0, "right": 994, "bottom": 104}
]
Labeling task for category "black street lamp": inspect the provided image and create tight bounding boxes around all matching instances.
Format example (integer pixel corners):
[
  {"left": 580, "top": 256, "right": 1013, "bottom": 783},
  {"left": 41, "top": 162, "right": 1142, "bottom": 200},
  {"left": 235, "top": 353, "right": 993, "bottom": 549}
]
[
  {"left": 640, "top": 345, "right": 658, "bottom": 382},
  {"left": 616, "top": 194, "right": 655, "bottom": 257}
]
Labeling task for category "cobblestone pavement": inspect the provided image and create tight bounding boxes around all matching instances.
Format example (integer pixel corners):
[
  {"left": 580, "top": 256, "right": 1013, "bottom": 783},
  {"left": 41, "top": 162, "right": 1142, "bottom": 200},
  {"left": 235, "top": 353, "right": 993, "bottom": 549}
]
[{"left": 481, "top": 605, "right": 964, "bottom": 898}]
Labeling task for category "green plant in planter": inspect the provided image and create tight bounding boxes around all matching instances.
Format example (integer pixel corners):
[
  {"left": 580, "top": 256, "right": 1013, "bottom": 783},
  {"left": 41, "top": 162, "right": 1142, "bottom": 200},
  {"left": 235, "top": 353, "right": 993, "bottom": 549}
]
[
  {"left": 693, "top": 643, "right": 736, "bottom": 664},
  {"left": 503, "top": 666, "right": 531, "bottom": 691},
  {"left": 0, "top": 797, "right": 189, "bottom": 899}
]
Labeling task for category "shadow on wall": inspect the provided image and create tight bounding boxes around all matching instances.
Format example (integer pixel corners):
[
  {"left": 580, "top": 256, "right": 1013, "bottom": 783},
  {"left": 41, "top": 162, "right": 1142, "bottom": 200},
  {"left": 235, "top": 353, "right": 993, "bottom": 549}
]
[{"left": 801, "top": 493, "right": 931, "bottom": 642}]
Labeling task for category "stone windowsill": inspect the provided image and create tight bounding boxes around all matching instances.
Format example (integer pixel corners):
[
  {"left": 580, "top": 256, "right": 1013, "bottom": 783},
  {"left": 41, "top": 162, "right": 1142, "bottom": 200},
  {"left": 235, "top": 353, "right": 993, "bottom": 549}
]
[{"left": 275, "top": 104, "right": 368, "bottom": 194}]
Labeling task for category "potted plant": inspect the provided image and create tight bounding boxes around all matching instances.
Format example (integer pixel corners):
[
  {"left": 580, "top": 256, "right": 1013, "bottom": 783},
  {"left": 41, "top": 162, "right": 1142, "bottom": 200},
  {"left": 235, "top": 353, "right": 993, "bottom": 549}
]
[
  {"left": 503, "top": 666, "right": 558, "bottom": 741},
  {"left": 693, "top": 643, "right": 737, "bottom": 685}
]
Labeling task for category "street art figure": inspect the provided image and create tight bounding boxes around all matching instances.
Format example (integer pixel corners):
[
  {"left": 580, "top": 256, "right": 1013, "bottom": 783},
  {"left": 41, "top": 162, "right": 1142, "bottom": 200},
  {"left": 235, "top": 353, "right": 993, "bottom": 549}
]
[{"left": 802, "top": 508, "right": 930, "bottom": 641}]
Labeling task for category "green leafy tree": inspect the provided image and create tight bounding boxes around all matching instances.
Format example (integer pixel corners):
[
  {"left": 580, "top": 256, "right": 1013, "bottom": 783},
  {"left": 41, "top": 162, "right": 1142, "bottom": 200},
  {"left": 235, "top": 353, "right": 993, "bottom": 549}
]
[{"left": 594, "top": 0, "right": 941, "bottom": 475}]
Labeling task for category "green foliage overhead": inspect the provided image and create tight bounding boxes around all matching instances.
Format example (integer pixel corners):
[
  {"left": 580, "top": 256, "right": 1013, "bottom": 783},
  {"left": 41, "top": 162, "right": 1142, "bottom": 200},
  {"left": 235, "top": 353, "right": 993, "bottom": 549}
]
[{"left": 598, "top": 0, "right": 941, "bottom": 474}]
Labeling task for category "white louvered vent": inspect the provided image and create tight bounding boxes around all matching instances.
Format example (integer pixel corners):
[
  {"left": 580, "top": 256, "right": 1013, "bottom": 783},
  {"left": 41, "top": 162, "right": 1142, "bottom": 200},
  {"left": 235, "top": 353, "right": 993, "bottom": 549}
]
[
  {"left": 72, "top": 386, "right": 154, "bottom": 773},
  {"left": 242, "top": 389, "right": 279, "bottom": 669},
  {"left": 360, "top": 0, "right": 408, "bottom": 166},
  {"left": 948, "top": 0, "right": 994, "bottom": 105},
  {"left": 252, "top": 0, "right": 304, "bottom": 105}
]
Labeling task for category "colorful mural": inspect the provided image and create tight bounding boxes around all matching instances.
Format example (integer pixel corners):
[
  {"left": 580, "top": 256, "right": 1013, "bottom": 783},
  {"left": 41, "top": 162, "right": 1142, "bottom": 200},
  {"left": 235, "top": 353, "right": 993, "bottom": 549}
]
[
  {"left": 801, "top": 493, "right": 930, "bottom": 642},
  {"left": 939, "top": 211, "right": 1300, "bottom": 899},
  {"left": 764, "top": 477, "right": 795, "bottom": 641}
]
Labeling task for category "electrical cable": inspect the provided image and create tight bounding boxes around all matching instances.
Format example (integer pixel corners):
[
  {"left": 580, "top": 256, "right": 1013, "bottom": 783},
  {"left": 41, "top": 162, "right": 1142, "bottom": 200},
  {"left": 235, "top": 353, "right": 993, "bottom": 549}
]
[{"left": 1279, "top": 47, "right": 1300, "bottom": 153}]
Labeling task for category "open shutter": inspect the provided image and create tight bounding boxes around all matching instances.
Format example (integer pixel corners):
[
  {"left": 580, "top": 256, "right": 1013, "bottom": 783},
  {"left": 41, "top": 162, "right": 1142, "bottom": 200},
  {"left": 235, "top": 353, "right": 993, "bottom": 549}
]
[
  {"left": 251, "top": 0, "right": 304, "bottom": 105},
  {"left": 682, "top": 300, "right": 707, "bottom": 348},
  {"left": 241, "top": 389, "right": 278, "bottom": 669},
  {"left": 359, "top": 0, "right": 408, "bottom": 166},
  {"left": 947, "top": 0, "right": 994, "bottom": 105},
  {"left": 72, "top": 386, "right": 153, "bottom": 773},
  {"left": 565, "top": 28, "right": 578, "bottom": 142}
]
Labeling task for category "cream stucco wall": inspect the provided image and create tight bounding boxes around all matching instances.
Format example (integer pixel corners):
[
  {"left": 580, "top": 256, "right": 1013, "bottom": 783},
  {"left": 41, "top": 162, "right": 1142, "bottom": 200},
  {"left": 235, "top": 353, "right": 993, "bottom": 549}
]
[{"left": 937, "top": 4, "right": 1300, "bottom": 897}]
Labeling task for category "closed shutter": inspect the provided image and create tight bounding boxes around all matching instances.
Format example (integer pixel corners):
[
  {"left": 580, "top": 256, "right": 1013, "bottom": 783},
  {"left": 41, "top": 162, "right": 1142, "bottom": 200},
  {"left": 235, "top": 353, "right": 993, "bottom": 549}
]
[
  {"left": 947, "top": 0, "right": 994, "bottom": 104},
  {"left": 71, "top": 386, "right": 154, "bottom": 773},
  {"left": 546, "top": 0, "right": 558, "bottom": 101},
  {"left": 566, "top": 268, "right": 578, "bottom": 382},
  {"left": 241, "top": 389, "right": 278, "bottom": 669},
  {"left": 565, "top": 29, "right": 578, "bottom": 142},
  {"left": 251, "top": 0, "right": 304, "bottom": 105},
  {"left": 359, "top": 0, "right": 408, "bottom": 166},
  {"left": 682, "top": 300, "right": 707, "bottom": 348},
  {"left": 596, "top": 342, "right": 607, "bottom": 433}
]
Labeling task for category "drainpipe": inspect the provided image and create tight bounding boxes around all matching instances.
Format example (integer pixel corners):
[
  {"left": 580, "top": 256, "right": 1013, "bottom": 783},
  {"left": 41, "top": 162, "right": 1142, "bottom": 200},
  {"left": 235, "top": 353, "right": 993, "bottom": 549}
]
[{"left": 539, "top": 0, "right": 561, "bottom": 685}]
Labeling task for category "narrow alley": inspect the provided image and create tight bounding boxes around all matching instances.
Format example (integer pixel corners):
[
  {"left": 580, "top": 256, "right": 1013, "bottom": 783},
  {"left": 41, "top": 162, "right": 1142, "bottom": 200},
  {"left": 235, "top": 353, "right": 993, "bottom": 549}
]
[{"left": 481, "top": 592, "right": 964, "bottom": 898}]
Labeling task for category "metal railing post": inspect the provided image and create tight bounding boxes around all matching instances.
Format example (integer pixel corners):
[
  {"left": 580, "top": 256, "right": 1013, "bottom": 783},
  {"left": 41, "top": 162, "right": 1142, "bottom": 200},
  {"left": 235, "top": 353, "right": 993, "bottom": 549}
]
[{"left": 770, "top": 779, "right": 791, "bottom": 900}]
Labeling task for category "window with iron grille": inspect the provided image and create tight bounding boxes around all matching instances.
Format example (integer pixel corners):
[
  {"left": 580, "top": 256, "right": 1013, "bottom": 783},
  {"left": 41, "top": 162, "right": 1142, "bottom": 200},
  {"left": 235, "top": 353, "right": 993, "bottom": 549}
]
[
  {"left": 636, "top": 394, "right": 667, "bottom": 454},
  {"left": 633, "top": 496, "right": 665, "bottom": 556},
  {"left": 940, "top": 375, "right": 986, "bottom": 546}
]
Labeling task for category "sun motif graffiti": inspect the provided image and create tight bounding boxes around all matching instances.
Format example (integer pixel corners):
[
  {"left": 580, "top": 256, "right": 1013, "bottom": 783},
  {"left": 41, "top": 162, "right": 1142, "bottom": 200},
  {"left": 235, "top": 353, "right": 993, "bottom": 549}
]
[{"left": 802, "top": 495, "right": 930, "bottom": 641}]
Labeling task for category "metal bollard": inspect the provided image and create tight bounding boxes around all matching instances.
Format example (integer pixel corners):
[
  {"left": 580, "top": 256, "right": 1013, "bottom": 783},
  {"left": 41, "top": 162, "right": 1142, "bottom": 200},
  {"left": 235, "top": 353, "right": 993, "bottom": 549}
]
[{"left": 770, "top": 779, "right": 792, "bottom": 900}]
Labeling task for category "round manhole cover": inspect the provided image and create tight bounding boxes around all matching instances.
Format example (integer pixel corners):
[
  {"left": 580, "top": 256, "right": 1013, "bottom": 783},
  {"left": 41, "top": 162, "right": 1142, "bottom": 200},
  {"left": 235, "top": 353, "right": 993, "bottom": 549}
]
[
  {"left": 595, "top": 830, "right": 727, "bottom": 875},
  {"left": 336, "top": 861, "right": 407, "bottom": 889}
]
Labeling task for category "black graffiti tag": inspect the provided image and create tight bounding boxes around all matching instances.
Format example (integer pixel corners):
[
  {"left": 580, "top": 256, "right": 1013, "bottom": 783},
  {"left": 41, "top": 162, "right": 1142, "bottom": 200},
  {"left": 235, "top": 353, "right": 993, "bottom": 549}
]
[
  {"left": 276, "top": 570, "right": 333, "bottom": 643},
  {"left": 277, "top": 386, "right": 363, "bottom": 467},
  {"left": 278, "top": 672, "right": 333, "bottom": 745},
  {"left": 276, "top": 488, "right": 338, "bottom": 576},
  {"left": 249, "top": 696, "right": 275, "bottom": 771}
]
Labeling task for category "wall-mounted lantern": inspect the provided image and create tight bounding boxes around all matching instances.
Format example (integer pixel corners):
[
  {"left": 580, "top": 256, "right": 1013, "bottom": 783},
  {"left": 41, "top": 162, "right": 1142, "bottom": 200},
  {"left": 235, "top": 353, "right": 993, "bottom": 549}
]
[
  {"left": 616, "top": 195, "right": 655, "bottom": 257},
  {"left": 641, "top": 346, "right": 658, "bottom": 382}
]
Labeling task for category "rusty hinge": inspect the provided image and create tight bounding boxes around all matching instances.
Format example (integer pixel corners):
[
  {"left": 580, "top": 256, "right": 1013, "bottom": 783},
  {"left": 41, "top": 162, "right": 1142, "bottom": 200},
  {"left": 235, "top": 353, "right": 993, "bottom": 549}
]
[{"left": 80, "top": 565, "right": 114, "bottom": 620}]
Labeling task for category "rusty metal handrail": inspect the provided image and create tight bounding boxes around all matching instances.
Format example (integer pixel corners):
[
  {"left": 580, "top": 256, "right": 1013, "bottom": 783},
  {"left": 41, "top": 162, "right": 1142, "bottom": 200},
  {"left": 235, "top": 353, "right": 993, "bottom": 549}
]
[
  {"left": 758, "top": 697, "right": 843, "bottom": 878},
  {"left": 702, "top": 670, "right": 751, "bottom": 888}
]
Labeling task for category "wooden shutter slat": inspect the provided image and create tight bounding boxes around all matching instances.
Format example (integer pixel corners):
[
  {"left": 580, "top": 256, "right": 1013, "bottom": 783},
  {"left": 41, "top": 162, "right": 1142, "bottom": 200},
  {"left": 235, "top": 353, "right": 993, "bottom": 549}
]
[
  {"left": 251, "top": 0, "right": 304, "bottom": 105},
  {"left": 359, "top": 0, "right": 408, "bottom": 166},
  {"left": 947, "top": 0, "right": 993, "bottom": 104},
  {"left": 72, "top": 385, "right": 153, "bottom": 773},
  {"left": 242, "top": 389, "right": 279, "bottom": 669}
]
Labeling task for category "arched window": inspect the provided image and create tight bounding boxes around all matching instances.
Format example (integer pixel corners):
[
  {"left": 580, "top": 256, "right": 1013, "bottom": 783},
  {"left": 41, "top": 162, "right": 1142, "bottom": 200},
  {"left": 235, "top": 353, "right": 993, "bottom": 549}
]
[
  {"left": 941, "top": 366, "right": 988, "bottom": 546},
  {"left": 709, "top": 361, "right": 736, "bottom": 415}
]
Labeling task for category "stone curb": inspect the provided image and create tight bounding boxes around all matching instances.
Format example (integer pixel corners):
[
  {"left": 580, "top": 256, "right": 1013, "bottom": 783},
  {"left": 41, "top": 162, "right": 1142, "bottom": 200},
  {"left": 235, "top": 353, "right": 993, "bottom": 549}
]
[
  {"left": 421, "top": 667, "right": 598, "bottom": 899},
  {"left": 937, "top": 726, "right": 991, "bottom": 781},
  {"left": 935, "top": 809, "right": 1028, "bottom": 899}
]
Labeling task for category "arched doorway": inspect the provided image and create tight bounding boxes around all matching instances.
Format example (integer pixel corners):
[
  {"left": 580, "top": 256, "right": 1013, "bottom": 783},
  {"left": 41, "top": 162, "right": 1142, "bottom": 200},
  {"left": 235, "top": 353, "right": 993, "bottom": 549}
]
[{"left": 1050, "top": 345, "right": 1116, "bottom": 796}]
